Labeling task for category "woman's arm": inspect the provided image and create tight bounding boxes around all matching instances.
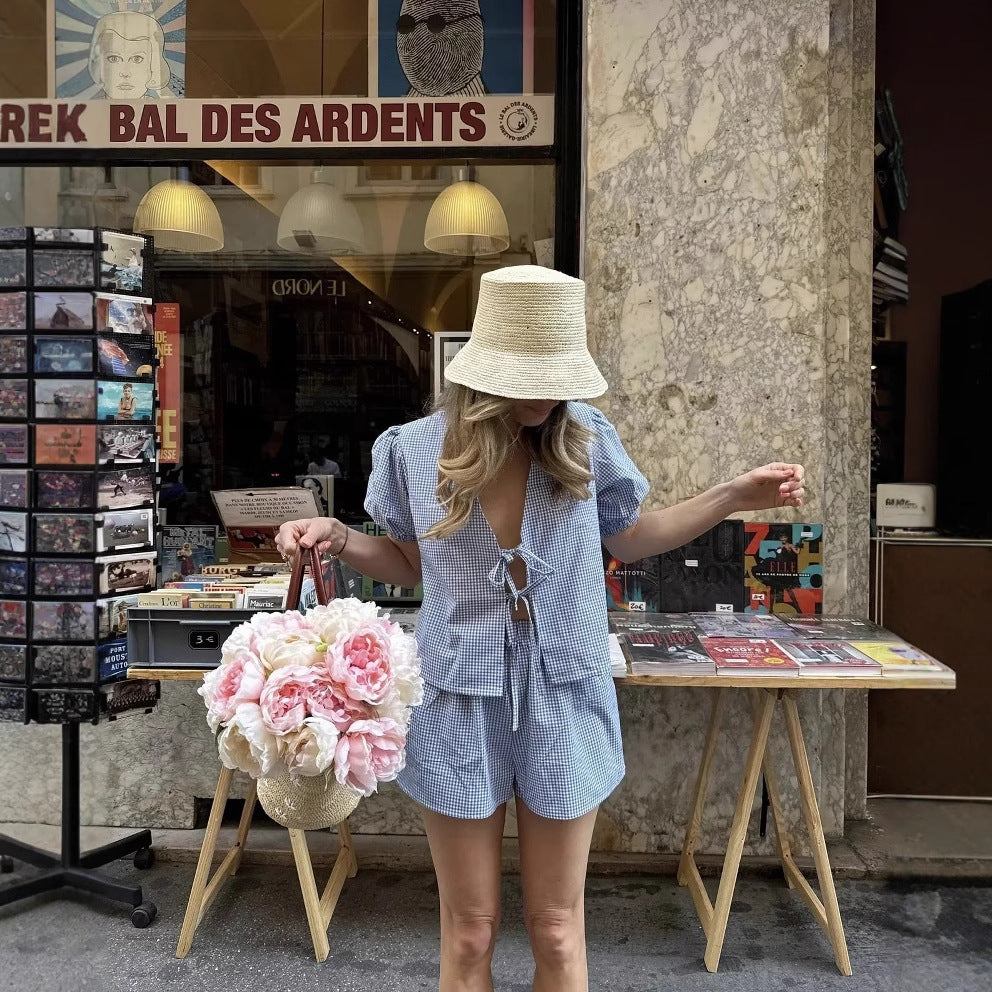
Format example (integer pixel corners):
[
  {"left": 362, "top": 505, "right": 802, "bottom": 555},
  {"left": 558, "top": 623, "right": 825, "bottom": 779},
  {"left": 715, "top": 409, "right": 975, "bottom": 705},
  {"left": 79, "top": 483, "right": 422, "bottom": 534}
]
[
  {"left": 604, "top": 462, "right": 805, "bottom": 563},
  {"left": 276, "top": 517, "right": 422, "bottom": 588}
]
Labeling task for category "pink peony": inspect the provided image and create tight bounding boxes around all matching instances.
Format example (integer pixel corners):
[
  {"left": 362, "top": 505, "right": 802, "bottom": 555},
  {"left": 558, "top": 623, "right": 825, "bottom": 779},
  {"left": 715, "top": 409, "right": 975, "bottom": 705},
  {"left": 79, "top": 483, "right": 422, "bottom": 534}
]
[
  {"left": 259, "top": 665, "right": 319, "bottom": 735},
  {"left": 327, "top": 622, "right": 395, "bottom": 704},
  {"left": 333, "top": 718, "right": 407, "bottom": 797},
  {"left": 309, "top": 671, "right": 376, "bottom": 732},
  {"left": 198, "top": 651, "right": 265, "bottom": 732}
]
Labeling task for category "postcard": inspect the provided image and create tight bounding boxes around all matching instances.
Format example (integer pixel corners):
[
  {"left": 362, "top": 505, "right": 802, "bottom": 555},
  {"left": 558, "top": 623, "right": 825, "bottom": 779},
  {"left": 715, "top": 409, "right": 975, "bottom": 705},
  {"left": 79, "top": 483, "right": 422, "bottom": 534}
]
[
  {"left": 32, "top": 600, "right": 96, "bottom": 642},
  {"left": 96, "top": 552, "right": 157, "bottom": 595},
  {"left": 34, "top": 513, "right": 95, "bottom": 554},
  {"left": 31, "top": 644, "right": 97, "bottom": 683},
  {"left": 34, "top": 425, "right": 97, "bottom": 466},
  {"left": 34, "top": 379, "right": 96, "bottom": 420},
  {"left": 0, "top": 379, "right": 28, "bottom": 419},
  {"left": 35, "top": 470, "right": 94, "bottom": 509},
  {"left": 0, "top": 336, "right": 28, "bottom": 373},
  {"left": 33, "top": 228, "right": 95, "bottom": 245},
  {"left": 0, "top": 600, "right": 27, "bottom": 640},
  {"left": 97, "top": 380, "right": 154, "bottom": 422},
  {"left": 97, "top": 333, "right": 155, "bottom": 379},
  {"left": 96, "top": 508, "right": 154, "bottom": 552},
  {"left": 0, "top": 556, "right": 29, "bottom": 595},
  {"left": 96, "top": 465, "right": 154, "bottom": 510},
  {"left": 34, "top": 557, "right": 95, "bottom": 597},
  {"left": 34, "top": 336, "right": 93, "bottom": 374},
  {"left": 0, "top": 426, "right": 28, "bottom": 465},
  {"left": 0, "top": 469, "right": 29, "bottom": 508},
  {"left": 100, "top": 232, "right": 146, "bottom": 294},
  {"left": 0, "top": 511, "right": 27, "bottom": 553},
  {"left": 95, "top": 293, "right": 153, "bottom": 334},
  {"left": 0, "top": 292, "right": 27, "bottom": 330},
  {"left": 33, "top": 291, "right": 94, "bottom": 330},
  {"left": 0, "top": 248, "right": 26, "bottom": 288},
  {"left": 33, "top": 248, "right": 95, "bottom": 288},
  {"left": 97, "top": 425, "right": 156, "bottom": 464}
]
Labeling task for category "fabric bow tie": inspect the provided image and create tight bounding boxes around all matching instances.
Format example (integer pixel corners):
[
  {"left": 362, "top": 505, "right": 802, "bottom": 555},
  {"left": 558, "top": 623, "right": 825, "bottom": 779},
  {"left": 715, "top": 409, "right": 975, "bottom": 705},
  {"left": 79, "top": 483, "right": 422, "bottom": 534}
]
[{"left": 487, "top": 545, "right": 554, "bottom": 606}]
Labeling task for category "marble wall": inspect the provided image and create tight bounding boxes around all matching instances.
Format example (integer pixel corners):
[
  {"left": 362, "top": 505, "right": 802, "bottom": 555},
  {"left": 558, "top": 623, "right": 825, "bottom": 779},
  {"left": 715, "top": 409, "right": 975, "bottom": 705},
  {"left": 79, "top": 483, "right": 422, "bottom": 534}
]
[
  {"left": 0, "top": 0, "right": 875, "bottom": 857},
  {"left": 585, "top": 0, "right": 875, "bottom": 853}
]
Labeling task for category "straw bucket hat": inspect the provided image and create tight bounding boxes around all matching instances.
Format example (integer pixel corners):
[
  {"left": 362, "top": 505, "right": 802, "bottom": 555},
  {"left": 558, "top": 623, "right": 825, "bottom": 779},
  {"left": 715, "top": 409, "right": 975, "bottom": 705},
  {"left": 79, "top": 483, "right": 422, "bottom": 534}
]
[{"left": 444, "top": 265, "right": 608, "bottom": 400}]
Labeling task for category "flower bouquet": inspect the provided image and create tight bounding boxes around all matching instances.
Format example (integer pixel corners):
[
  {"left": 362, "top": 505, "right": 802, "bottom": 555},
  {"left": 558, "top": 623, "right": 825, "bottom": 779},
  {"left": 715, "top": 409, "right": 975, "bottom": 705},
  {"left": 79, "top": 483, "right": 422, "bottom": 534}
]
[{"left": 198, "top": 597, "right": 422, "bottom": 830}]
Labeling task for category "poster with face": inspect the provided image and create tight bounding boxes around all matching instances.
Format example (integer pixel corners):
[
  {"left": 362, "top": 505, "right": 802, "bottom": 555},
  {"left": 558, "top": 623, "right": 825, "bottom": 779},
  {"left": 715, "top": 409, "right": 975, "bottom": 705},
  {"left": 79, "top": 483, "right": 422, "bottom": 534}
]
[
  {"left": 375, "top": 1, "right": 528, "bottom": 98},
  {"left": 51, "top": 1, "right": 186, "bottom": 100}
]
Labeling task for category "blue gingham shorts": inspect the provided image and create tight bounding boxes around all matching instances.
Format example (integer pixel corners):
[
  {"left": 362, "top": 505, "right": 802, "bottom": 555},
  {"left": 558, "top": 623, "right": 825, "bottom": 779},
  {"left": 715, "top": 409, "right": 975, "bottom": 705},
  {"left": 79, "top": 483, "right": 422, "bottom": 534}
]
[{"left": 396, "top": 619, "right": 626, "bottom": 820}]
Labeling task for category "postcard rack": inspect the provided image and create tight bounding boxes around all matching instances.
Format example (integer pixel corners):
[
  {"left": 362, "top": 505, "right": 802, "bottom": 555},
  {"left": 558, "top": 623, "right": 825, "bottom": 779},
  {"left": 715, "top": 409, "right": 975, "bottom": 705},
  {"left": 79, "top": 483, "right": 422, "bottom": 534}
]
[{"left": 0, "top": 225, "right": 160, "bottom": 925}]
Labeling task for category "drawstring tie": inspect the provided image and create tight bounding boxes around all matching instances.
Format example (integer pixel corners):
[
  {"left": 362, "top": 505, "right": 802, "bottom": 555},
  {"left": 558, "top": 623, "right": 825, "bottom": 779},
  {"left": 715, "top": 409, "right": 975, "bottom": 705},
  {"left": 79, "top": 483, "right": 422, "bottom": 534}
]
[{"left": 486, "top": 546, "right": 553, "bottom": 731}]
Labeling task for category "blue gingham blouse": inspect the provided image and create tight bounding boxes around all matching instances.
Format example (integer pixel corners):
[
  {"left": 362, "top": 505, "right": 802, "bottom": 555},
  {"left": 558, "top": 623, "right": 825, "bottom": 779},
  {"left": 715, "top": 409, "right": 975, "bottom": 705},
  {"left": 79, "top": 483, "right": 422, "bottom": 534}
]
[{"left": 364, "top": 402, "right": 649, "bottom": 696}]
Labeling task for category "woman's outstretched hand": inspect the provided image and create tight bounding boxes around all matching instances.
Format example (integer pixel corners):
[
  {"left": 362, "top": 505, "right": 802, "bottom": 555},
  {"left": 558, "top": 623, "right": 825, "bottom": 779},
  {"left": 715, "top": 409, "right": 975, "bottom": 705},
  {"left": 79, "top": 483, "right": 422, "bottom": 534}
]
[
  {"left": 730, "top": 463, "right": 805, "bottom": 512},
  {"left": 274, "top": 517, "right": 340, "bottom": 561}
]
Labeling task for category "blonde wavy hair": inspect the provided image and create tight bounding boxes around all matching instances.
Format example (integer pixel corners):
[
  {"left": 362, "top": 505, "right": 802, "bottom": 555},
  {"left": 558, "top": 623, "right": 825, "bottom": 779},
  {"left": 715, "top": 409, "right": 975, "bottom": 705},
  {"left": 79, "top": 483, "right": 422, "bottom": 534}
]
[{"left": 424, "top": 384, "right": 594, "bottom": 540}]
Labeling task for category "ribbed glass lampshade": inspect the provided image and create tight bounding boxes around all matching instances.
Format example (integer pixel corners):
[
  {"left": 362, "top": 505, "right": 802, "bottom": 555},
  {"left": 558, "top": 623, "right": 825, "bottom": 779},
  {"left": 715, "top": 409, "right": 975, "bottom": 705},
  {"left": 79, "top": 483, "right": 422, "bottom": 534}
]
[
  {"left": 424, "top": 180, "right": 510, "bottom": 256},
  {"left": 133, "top": 179, "right": 224, "bottom": 252},
  {"left": 276, "top": 181, "right": 365, "bottom": 254}
]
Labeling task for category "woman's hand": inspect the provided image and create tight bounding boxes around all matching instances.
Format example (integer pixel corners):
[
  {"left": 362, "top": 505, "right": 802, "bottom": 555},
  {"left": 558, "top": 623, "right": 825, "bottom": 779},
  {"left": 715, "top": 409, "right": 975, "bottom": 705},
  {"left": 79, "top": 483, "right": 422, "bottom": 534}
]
[
  {"left": 729, "top": 463, "right": 805, "bottom": 512},
  {"left": 275, "top": 517, "right": 343, "bottom": 561}
]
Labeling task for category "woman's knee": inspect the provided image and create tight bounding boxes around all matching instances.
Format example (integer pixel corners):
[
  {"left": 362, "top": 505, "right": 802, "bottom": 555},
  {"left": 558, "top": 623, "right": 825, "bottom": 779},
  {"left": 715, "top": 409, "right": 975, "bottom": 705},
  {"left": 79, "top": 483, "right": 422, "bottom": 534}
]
[
  {"left": 444, "top": 909, "right": 500, "bottom": 967},
  {"left": 525, "top": 906, "right": 585, "bottom": 968}
]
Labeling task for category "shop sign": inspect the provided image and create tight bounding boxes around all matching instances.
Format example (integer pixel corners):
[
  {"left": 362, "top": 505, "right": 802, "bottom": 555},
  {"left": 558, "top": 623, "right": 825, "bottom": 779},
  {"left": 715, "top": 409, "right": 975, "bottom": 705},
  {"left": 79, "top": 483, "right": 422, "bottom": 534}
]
[
  {"left": 271, "top": 278, "right": 349, "bottom": 299},
  {"left": 0, "top": 97, "right": 552, "bottom": 150}
]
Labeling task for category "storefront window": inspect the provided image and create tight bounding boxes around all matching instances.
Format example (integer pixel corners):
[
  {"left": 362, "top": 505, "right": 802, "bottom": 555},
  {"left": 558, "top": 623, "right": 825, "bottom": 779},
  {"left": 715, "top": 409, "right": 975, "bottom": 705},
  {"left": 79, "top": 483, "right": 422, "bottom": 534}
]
[{"left": 0, "top": 160, "right": 555, "bottom": 525}]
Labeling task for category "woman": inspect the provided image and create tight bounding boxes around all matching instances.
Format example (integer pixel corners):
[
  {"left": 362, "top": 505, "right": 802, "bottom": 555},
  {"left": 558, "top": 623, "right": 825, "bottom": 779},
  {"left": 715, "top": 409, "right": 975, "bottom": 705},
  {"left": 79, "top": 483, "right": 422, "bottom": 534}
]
[
  {"left": 276, "top": 265, "right": 805, "bottom": 991},
  {"left": 116, "top": 383, "right": 136, "bottom": 421}
]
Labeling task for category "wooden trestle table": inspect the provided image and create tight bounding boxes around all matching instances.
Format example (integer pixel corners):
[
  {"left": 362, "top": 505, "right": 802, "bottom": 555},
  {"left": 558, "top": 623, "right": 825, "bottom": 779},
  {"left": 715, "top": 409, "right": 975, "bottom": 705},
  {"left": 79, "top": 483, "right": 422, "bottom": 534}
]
[{"left": 131, "top": 665, "right": 956, "bottom": 973}]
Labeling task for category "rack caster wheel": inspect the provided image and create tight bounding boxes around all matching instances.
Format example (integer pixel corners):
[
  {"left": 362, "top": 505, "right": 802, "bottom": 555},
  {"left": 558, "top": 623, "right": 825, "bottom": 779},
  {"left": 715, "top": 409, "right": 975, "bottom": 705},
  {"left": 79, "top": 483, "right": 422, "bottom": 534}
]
[
  {"left": 0, "top": 855, "right": 13, "bottom": 873},
  {"left": 134, "top": 847, "right": 154, "bottom": 870},
  {"left": 131, "top": 901, "right": 157, "bottom": 928}
]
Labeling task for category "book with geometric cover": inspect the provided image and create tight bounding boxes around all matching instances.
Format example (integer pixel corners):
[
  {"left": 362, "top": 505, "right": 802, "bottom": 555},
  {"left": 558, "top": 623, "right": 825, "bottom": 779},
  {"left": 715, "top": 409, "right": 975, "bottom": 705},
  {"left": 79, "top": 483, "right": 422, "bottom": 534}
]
[
  {"left": 702, "top": 637, "right": 801, "bottom": 676},
  {"left": 847, "top": 640, "right": 946, "bottom": 677},
  {"left": 780, "top": 615, "right": 897, "bottom": 640},
  {"left": 776, "top": 639, "right": 882, "bottom": 676},
  {"left": 743, "top": 522, "right": 823, "bottom": 615},
  {"left": 657, "top": 520, "right": 745, "bottom": 613},
  {"left": 603, "top": 549, "right": 660, "bottom": 613}
]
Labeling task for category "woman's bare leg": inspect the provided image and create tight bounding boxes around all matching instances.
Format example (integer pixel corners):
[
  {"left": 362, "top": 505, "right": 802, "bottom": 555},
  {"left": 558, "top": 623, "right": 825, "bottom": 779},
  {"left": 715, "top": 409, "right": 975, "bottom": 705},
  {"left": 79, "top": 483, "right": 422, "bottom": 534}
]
[
  {"left": 517, "top": 802, "right": 599, "bottom": 992},
  {"left": 422, "top": 804, "right": 507, "bottom": 992}
]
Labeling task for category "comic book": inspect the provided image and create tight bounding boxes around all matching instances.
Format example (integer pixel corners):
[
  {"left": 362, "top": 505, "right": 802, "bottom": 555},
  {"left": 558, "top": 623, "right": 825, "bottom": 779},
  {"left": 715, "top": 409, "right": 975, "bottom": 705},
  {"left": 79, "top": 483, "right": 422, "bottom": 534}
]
[
  {"left": 611, "top": 613, "right": 715, "bottom": 676},
  {"left": 776, "top": 639, "right": 882, "bottom": 676},
  {"left": 743, "top": 522, "right": 823, "bottom": 615},
  {"left": 658, "top": 519, "right": 745, "bottom": 613},
  {"left": 603, "top": 549, "right": 660, "bottom": 613}
]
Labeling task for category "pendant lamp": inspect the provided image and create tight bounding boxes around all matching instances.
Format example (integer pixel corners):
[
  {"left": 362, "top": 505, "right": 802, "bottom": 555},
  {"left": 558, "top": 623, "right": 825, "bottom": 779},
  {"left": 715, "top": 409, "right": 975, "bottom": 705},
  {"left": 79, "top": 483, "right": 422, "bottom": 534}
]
[
  {"left": 424, "top": 165, "right": 509, "bottom": 257},
  {"left": 133, "top": 166, "right": 224, "bottom": 252},
  {"left": 277, "top": 168, "right": 365, "bottom": 254}
]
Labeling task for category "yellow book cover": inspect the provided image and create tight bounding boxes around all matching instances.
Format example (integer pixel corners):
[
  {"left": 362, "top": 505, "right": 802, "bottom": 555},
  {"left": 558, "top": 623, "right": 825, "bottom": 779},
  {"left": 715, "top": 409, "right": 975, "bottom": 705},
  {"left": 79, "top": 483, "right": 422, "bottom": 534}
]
[
  {"left": 187, "top": 594, "right": 238, "bottom": 610},
  {"left": 848, "top": 641, "right": 939, "bottom": 671}
]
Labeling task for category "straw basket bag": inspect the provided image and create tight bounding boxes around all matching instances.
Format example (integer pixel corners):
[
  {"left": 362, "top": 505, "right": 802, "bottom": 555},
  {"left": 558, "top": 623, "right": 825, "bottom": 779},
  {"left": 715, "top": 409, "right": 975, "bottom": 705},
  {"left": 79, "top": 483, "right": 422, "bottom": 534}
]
[
  {"left": 256, "top": 771, "right": 360, "bottom": 830},
  {"left": 253, "top": 545, "right": 361, "bottom": 831}
]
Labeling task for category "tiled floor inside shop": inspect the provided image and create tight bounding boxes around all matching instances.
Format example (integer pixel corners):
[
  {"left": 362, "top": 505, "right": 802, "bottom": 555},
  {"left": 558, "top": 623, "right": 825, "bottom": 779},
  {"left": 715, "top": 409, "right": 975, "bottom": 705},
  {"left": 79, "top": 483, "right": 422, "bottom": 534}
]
[{"left": 1, "top": 799, "right": 991, "bottom": 992}]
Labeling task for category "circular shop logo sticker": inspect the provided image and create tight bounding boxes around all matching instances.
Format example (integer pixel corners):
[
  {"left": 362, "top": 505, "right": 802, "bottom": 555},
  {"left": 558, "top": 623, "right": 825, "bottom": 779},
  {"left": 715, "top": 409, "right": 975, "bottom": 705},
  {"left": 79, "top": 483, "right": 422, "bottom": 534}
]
[{"left": 499, "top": 101, "right": 538, "bottom": 142}]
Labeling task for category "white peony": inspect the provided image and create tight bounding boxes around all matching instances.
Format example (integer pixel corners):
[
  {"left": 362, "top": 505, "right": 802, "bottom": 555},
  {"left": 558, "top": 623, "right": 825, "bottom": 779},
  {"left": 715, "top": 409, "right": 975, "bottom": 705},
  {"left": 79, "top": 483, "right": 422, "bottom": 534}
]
[
  {"left": 220, "top": 703, "right": 281, "bottom": 777},
  {"left": 306, "top": 598, "right": 380, "bottom": 644},
  {"left": 281, "top": 717, "right": 340, "bottom": 780}
]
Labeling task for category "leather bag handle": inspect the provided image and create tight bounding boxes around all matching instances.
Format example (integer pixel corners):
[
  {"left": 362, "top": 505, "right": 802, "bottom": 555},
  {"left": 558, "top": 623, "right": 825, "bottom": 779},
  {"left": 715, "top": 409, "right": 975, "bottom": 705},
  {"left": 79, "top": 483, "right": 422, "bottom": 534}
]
[{"left": 285, "top": 545, "right": 331, "bottom": 610}]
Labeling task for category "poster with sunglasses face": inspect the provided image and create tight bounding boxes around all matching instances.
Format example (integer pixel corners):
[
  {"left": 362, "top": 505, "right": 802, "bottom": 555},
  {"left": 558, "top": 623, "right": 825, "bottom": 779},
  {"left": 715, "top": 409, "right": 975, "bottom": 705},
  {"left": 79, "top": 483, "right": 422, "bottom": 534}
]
[{"left": 375, "top": 1, "right": 527, "bottom": 98}]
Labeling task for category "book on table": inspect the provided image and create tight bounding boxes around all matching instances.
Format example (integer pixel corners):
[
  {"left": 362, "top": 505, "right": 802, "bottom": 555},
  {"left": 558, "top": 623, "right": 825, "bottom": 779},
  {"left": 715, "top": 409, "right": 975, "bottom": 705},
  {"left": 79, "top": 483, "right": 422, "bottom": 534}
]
[
  {"left": 776, "top": 639, "right": 882, "bottom": 677},
  {"left": 701, "top": 637, "right": 801, "bottom": 677},
  {"left": 656, "top": 520, "right": 745, "bottom": 613},
  {"left": 780, "top": 615, "right": 898, "bottom": 640},
  {"left": 846, "top": 640, "right": 947, "bottom": 677},
  {"left": 609, "top": 612, "right": 715, "bottom": 676},
  {"left": 690, "top": 611, "right": 797, "bottom": 639},
  {"left": 608, "top": 633, "right": 629, "bottom": 678}
]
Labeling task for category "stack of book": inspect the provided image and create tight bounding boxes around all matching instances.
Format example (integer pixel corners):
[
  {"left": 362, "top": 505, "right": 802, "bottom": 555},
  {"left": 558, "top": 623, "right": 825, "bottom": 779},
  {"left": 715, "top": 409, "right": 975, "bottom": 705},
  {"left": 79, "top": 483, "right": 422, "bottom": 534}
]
[
  {"left": 873, "top": 235, "right": 908, "bottom": 305},
  {"left": 609, "top": 613, "right": 716, "bottom": 677},
  {"left": 137, "top": 564, "right": 293, "bottom": 610},
  {"left": 608, "top": 612, "right": 949, "bottom": 681}
]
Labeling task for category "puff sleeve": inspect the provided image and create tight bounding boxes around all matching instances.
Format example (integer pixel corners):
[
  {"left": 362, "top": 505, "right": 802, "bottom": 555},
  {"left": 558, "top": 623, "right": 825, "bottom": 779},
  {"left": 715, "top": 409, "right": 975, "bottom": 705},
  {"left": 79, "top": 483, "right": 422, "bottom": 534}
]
[
  {"left": 363, "top": 426, "right": 417, "bottom": 542},
  {"left": 588, "top": 408, "right": 650, "bottom": 538}
]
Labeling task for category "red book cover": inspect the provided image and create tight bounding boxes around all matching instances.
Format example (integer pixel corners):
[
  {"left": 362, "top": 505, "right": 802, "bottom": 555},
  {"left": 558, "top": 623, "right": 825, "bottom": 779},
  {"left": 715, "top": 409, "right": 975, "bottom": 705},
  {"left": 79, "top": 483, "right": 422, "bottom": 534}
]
[{"left": 702, "top": 637, "right": 801, "bottom": 675}]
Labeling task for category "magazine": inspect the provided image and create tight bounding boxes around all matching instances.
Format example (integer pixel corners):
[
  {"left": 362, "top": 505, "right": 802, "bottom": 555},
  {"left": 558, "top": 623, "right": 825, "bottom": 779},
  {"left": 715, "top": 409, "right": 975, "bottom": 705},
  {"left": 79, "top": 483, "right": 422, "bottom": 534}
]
[
  {"left": 603, "top": 550, "right": 660, "bottom": 613},
  {"left": 702, "top": 637, "right": 801, "bottom": 676},
  {"left": 744, "top": 522, "right": 824, "bottom": 615},
  {"left": 658, "top": 520, "right": 745, "bottom": 613},
  {"left": 159, "top": 525, "right": 218, "bottom": 583},
  {"left": 776, "top": 639, "right": 882, "bottom": 677},
  {"left": 614, "top": 614, "right": 715, "bottom": 676},
  {"left": 846, "top": 640, "right": 946, "bottom": 677},
  {"left": 690, "top": 611, "right": 796, "bottom": 639},
  {"left": 780, "top": 615, "right": 897, "bottom": 640}
]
